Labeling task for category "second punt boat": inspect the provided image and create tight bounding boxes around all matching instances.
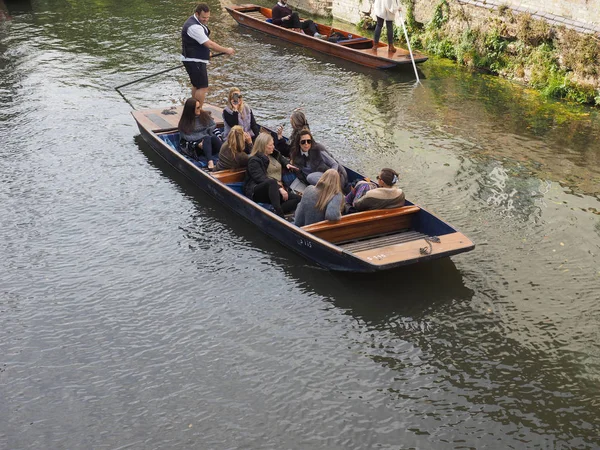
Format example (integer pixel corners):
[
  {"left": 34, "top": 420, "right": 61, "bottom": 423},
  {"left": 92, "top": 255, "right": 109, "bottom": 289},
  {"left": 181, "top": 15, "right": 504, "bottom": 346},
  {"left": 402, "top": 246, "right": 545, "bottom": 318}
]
[{"left": 225, "top": 4, "right": 428, "bottom": 69}]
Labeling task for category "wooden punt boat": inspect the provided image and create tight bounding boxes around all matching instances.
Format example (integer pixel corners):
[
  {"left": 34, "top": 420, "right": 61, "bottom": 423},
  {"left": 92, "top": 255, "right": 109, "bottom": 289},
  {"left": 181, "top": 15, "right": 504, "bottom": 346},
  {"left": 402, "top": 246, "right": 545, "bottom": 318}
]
[
  {"left": 225, "top": 4, "right": 427, "bottom": 69},
  {"left": 132, "top": 105, "right": 474, "bottom": 272}
]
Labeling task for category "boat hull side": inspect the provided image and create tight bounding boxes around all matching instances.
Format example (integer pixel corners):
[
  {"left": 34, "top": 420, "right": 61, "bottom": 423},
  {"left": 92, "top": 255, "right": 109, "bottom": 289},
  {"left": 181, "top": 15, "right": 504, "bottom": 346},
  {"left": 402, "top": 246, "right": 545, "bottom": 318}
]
[{"left": 226, "top": 7, "right": 426, "bottom": 69}]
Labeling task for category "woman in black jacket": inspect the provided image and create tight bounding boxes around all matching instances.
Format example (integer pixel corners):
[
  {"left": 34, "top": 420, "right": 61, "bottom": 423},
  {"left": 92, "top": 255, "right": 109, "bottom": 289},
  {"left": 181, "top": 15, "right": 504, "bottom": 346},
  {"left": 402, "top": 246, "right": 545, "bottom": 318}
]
[
  {"left": 244, "top": 133, "right": 301, "bottom": 218},
  {"left": 289, "top": 128, "right": 348, "bottom": 190}
]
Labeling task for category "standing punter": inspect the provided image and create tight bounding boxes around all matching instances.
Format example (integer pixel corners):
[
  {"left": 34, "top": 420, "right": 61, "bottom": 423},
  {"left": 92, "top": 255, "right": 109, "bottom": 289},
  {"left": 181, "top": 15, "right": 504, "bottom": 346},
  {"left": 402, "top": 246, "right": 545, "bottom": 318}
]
[{"left": 182, "top": 4, "right": 234, "bottom": 107}]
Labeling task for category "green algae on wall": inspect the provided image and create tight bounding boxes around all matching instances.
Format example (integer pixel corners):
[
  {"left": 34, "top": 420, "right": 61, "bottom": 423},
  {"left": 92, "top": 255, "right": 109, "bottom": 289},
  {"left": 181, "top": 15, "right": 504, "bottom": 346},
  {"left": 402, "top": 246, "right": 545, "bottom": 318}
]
[{"left": 397, "top": 0, "right": 600, "bottom": 106}]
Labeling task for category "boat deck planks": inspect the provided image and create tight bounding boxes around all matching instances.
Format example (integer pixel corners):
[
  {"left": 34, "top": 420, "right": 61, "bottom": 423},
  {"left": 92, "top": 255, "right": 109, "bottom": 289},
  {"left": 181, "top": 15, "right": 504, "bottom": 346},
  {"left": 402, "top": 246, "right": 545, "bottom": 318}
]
[
  {"left": 351, "top": 232, "right": 474, "bottom": 266},
  {"left": 132, "top": 105, "right": 223, "bottom": 133}
]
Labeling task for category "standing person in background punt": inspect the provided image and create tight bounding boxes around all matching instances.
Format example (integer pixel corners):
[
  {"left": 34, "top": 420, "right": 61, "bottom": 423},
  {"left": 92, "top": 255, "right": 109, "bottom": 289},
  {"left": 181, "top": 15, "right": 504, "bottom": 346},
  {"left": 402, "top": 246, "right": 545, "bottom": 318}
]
[
  {"left": 181, "top": 4, "right": 235, "bottom": 107},
  {"left": 372, "top": 0, "right": 399, "bottom": 53}
]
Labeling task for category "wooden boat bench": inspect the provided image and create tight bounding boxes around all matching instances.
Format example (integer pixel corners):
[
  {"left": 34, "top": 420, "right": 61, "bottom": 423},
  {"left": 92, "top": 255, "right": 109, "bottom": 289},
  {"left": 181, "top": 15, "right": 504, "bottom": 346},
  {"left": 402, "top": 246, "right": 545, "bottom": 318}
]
[
  {"left": 212, "top": 168, "right": 246, "bottom": 184},
  {"left": 302, "top": 205, "right": 421, "bottom": 244}
]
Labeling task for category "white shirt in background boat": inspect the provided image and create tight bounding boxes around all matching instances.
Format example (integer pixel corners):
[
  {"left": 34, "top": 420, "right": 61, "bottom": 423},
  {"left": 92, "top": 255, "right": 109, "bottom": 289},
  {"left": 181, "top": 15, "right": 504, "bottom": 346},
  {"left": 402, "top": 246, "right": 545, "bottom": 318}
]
[{"left": 373, "top": 0, "right": 399, "bottom": 21}]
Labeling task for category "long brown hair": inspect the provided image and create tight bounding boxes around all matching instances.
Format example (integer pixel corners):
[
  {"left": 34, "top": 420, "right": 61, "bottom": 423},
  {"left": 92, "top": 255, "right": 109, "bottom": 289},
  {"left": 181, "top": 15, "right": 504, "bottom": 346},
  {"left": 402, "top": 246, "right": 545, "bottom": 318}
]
[
  {"left": 178, "top": 98, "right": 212, "bottom": 134},
  {"left": 315, "top": 169, "right": 342, "bottom": 211},
  {"left": 289, "top": 110, "right": 309, "bottom": 150},
  {"left": 290, "top": 128, "right": 313, "bottom": 164},
  {"left": 227, "top": 125, "right": 246, "bottom": 156}
]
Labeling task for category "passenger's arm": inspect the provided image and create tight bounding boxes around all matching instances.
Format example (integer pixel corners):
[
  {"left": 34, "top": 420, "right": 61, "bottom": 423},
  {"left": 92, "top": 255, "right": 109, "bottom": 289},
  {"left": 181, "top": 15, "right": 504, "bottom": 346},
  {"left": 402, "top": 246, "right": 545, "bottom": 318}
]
[
  {"left": 249, "top": 110, "right": 260, "bottom": 137},
  {"left": 223, "top": 109, "right": 238, "bottom": 127},
  {"left": 203, "top": 39, "right": 235, "bottom": 55},
  {"left": 247, "top": 158, "right": 269, "bottom": 184},
  {"left": 271, "top": 6, "right": 285, "bottom": 26}
]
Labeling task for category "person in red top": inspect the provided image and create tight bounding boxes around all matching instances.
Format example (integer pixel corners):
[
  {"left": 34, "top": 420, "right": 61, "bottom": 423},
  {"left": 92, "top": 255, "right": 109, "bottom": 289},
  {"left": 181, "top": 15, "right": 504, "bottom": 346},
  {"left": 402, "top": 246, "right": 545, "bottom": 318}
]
[{"left": 271, "top": 0, "right": 322, "bottom": 37}]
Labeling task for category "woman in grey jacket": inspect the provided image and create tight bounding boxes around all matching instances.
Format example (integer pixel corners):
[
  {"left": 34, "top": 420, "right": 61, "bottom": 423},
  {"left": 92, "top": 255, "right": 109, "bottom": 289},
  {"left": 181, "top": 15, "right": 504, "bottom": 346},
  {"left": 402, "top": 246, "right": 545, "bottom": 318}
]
[
  {"left": 294, "top": 169, "right": 344, "bottom": 227},
  {"left": 178, "top": 98, "right": 222, "bottom": 170}
]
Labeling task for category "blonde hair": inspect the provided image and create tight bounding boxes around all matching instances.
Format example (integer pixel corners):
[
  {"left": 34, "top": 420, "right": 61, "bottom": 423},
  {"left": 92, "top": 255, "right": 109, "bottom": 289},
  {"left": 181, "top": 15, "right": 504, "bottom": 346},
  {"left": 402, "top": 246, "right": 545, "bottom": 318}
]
[
  {"left": 227, "top": 87, "right": 246, "bottom": 119},
  {"left": 315, "top": 169, "right": 342, "bottom": 211},
  {"left": 227, "top": 125, "right": 245, "bottom": 155},
  {"left": 250, "top": 132, "right": 273, "bottom": 157}
]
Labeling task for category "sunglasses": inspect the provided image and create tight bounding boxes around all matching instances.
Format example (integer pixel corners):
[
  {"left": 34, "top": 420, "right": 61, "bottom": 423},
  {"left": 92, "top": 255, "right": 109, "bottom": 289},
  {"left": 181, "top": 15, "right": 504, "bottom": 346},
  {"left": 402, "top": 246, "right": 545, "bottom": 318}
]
[{"left": 300, "top": 139, "right": 312, "bottom": 145}]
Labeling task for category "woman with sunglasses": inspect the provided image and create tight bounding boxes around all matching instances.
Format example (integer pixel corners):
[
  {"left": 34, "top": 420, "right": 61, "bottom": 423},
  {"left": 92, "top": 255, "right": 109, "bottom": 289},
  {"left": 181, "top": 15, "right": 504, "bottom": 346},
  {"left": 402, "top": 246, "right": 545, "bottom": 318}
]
[
  {"left": 294, "top": 169, "right": 344, "bottom": 227},
  {"left": 222, "top": 87, "right": 260, "bottom": 145},
  {"left": 178, "top": 97, "right": 222, "bottom": 171},
  {"left": 244, "top": 133, "right": 300, "bottom": 218},
  {"left": 346, "top": 168, "right": 405, "bottom": 212},
  {"left": 290, "top": 128, "right": 348, "bottom": 190}
]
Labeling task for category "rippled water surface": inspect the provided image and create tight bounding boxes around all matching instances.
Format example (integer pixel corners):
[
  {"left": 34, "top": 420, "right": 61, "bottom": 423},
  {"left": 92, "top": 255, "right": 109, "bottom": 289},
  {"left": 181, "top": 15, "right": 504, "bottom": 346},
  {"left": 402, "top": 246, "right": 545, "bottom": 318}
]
[{"left": 1, "top": 0, "right": 599, "bottom": 448}]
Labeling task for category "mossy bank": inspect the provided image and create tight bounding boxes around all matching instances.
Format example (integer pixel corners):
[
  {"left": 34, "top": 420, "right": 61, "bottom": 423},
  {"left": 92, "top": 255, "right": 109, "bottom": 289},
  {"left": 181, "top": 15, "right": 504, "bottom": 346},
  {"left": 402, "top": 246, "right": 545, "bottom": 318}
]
[{"left": 353, "top": 0, "right": 600, "bottom": 106}]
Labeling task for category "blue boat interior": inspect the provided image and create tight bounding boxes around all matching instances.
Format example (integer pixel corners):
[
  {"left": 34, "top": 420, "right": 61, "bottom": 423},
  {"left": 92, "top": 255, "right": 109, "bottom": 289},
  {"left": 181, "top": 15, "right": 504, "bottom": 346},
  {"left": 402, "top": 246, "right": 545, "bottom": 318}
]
[{"left": 158, "top": 131, "right": 209, "bottom": 168}]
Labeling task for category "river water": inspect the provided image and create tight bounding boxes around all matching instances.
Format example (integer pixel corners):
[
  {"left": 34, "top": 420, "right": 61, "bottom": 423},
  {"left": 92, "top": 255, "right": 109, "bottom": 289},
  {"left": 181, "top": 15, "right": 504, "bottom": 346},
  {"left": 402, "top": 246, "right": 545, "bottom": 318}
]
[{"left": 1, "top": 0, "right": 599, "bottom": 448}]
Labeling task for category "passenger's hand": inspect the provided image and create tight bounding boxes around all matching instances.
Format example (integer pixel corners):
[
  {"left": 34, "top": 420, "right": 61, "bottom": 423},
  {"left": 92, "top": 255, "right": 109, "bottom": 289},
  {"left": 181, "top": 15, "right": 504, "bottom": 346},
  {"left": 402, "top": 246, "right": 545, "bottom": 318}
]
[
  {"left": 244, "top": 132, "right": 252, "bottom": 144},
  {"left": 225, "top": 47, "right": 235, "bottom": 55},
  {"left": 197, "top": 141, "right": 203, "bottom": 149},
  {"left": 280, "top": 188, "right": 288, "bottom": 201},
  {"left": 286, "top": 164, "right": 298, "bottom": 171},
  {"left": 277, "top": 125, "right": 284, "bottom": 139}
]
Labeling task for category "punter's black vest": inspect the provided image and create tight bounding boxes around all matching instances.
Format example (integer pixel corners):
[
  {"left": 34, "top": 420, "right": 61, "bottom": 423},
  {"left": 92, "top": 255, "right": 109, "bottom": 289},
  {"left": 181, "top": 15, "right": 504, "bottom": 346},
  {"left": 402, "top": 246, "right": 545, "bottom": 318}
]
[{"left": 181, "top": 15, "right": 211, "bottom": 60}]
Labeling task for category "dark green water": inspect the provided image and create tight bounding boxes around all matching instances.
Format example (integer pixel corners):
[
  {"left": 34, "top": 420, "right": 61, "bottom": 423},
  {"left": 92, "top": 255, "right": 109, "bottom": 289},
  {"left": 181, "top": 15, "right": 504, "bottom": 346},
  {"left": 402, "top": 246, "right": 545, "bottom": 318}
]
[{"left": 1, "top": 0, "right": 599, "bottom": 448}]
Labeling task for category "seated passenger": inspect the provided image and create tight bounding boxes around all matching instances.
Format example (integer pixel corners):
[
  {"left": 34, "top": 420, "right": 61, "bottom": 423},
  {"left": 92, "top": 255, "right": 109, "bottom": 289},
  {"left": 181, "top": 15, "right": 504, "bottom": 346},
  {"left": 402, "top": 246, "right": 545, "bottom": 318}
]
[
  {"left": 178, "top": 98, "right": 222, "bottom": 171},
  {"left": 275, "top": 109, "right": 310, "bottom": 158},
  {"left": 290, "top": 128, "right": 348, "bottom": 189},
  {"left": 294, "top": 169, "right": 344, "bottom": 227},
  {"left": 222, "top": 87, "right": 260, "bottom": 145},
  {"left": 215, "top": 126, "right": 249, "bottom": 171},
  {"left": 349, "top": 168, "right": 405, "bottom": 212},
  {"left": 271, "top": 0, "right": 322, "bottom": 37},
  {"left": 244, "top": 132, "right": 301, "bottom": 218}
]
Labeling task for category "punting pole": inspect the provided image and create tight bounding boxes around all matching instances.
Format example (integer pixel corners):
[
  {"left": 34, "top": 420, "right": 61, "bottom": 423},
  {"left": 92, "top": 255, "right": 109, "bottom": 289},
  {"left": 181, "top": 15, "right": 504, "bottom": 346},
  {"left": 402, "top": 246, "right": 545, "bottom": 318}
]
[
  {"left": 114, "top": 53, "right": 225, "bottom": 91},
  {"left": 397, "top": 13, "right": 420, "bottom": 84}
]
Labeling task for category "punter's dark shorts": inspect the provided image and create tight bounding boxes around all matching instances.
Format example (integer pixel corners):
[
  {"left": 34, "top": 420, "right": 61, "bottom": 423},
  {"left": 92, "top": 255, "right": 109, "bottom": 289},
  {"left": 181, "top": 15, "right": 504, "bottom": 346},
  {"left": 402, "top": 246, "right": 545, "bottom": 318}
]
[{"left": 183, "top": 61, "right": 208, "bottom": 89}]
